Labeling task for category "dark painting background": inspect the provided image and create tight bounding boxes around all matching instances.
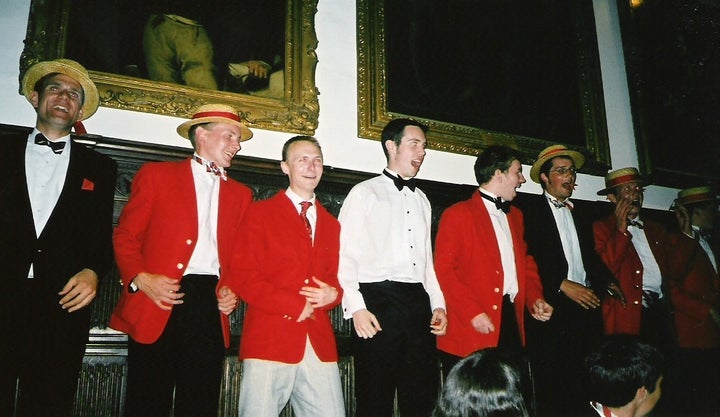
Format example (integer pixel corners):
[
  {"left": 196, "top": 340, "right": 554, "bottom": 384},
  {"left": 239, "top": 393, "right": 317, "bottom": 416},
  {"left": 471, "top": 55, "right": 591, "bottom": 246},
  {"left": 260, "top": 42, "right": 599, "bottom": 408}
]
[{"left": 384, "top": 0, "right": 599, "bottom": 148}]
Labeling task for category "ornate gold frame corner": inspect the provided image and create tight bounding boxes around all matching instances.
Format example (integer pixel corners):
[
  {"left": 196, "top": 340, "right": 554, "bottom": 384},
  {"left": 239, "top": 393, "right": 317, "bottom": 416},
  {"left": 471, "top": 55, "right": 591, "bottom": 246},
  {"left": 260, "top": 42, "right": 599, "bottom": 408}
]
[{"left": 20, "top": 0, "right": 319, "bottom": 135}]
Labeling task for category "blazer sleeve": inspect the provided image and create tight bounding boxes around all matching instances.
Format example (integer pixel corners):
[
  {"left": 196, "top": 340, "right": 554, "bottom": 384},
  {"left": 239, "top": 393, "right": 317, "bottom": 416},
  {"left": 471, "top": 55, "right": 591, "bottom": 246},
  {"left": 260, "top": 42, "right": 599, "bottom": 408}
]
[
  {"left": 78, "top": 146, "right": 118, "bottom": 279},
  {"left": 113, "top": 164, "right": 156, "bottom": 282},
  {"left": 593, "top": 216, "right": 634, "bottom": 277},
  {"left": 434, "top": 204, "right": 488, "bottom": 324}
]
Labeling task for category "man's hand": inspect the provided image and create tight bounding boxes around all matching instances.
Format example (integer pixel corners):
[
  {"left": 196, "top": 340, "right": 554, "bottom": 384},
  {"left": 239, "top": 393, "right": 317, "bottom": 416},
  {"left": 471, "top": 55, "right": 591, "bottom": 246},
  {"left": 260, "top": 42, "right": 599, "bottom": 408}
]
[
  {"left": 352, "top": 309, "right": 382, "bottom": 339},
  {"left": 471, "top": 312, "right": 494, "bottom": 334},
  {"left": 299, "top": 277, "right": 338, "bottom": 309},
  {"left": 606, "top": 282, "right": 627, "bottom": 307},
  {"left": 296, "top": 300, "right": 315, "bottom": 322},
  {"left": 531, "top": 299, "right": 553, "bottom": 321},
  {"left": 560, "top": 279, "right": 600, "bottom": 310},
  {"left": 134, "top": 272, "right": 184, "bottom": 311},
  {"left": 59, "top": 268, "right": 98, "bottom": 313},
  {"left": 247, "top": 60, "right": 271, "bottom": 79},
  {"left": 614, "top": 194, "right": 635, "bottom": 233},
  {"left": 217, "top": 286, "right": 239, "bottom": 315},
  {"left": 430, "top": 308, "right": 448, "bottom": 335}
]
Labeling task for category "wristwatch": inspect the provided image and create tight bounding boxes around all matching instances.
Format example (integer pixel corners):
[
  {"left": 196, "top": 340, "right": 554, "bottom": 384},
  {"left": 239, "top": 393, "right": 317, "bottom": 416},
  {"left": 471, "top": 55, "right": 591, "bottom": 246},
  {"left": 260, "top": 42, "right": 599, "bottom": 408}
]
[{"left": 128, "top": 278, "right": 139, "bottom": 293}]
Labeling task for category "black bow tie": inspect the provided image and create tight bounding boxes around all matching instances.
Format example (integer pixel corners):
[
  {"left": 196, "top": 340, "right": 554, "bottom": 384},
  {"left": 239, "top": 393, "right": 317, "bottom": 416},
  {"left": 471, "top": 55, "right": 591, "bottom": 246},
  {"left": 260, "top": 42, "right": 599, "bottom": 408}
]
[
  {"left": 480, "top": 191, "right": 510, "bottom": 213},
  {"left": 384, "top": 170, "right": 416, "bottom": 192},
  {"left": 628, "top": 219, "right": 644, "bottom": 229},
  {"left": 34, "top": 133, "right": 66, "bottom": 154}
]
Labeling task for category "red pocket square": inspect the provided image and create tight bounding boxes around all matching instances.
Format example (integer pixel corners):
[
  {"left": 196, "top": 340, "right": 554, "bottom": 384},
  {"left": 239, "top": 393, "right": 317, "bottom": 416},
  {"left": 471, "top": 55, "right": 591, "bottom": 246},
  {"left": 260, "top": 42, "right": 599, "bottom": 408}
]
[{"left": 81, "top": 178, "right": 95, "bottom": 191}]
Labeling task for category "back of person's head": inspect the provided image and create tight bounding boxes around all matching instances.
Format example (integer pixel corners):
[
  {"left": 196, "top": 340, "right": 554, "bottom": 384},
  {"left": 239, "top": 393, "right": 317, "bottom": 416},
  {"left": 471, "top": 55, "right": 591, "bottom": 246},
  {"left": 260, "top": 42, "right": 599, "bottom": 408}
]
[
  {"left": 381, "top": 118, "right": 428, "bottom": 160},
  {"left": 585, "top": 336, "right": 664, "bottom": 408},
  {"left": 433, "top": 349, "right": 529, "bottom": 417},
  {"left": 474, "top": 146, "right": 520, "bottom": 186}
]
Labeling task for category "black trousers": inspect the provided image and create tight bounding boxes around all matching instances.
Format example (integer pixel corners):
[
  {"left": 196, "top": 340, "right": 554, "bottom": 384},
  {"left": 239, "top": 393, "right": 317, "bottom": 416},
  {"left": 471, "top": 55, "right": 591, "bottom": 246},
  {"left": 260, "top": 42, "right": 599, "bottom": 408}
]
[
  {"left": 124, "top": 275, "right": 224, "bottom": 417},
  {"left": 526, "top": 294, "right": 604, "bottom": 417},
  {"left": 353, "top": 281, "right": 440, "bottom": 417},
  {"left": 0, "top": 278, "right": 90, "bottom": 417}
]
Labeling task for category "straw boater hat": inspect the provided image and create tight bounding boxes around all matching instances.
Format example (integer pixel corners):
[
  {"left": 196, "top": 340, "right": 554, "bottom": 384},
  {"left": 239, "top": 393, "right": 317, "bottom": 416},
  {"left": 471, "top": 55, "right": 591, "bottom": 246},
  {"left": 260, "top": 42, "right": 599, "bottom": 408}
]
[
  {"left": 529, "top": 144, "right": 585, "bottom": 183},
  {"left": 176, "top": 103, "right": 253, "bottom": 141},
  {"left": 21, "top": 58, "right": 100, "bottom": 121},
  {"left": 596, "top": 167, "right": 650, "bottom": 196},
  {"left": 670, "top": 186, "right": 719, "bottom": 210}
]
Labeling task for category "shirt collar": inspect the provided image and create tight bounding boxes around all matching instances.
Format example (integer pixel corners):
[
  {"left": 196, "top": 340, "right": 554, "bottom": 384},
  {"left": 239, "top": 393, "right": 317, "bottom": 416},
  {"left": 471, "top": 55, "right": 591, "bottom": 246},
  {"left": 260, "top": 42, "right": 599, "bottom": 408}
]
[{"left": 285, "top": 187, "right": 316, "bottom": 209}]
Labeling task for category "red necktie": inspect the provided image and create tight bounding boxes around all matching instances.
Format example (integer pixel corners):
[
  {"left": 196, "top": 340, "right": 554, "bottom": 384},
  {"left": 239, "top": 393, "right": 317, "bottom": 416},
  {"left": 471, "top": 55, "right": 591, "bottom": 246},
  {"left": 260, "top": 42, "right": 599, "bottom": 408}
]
[{"left": 300, "top": 201, "right": 313, "bottom": 238}]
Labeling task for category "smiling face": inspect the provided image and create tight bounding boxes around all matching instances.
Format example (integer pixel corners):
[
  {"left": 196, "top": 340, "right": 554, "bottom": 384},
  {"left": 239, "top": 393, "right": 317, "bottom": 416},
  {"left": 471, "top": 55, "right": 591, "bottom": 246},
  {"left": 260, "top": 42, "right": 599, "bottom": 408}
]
[
  {"left": 540, "top": 156, "right": 577, "bottom": 201},
  {"left": 496, "top": 159, "right": 526, "bottom": 201},
  {"left": 281, "top": 139, "right": 324, "bottom": 200},
  {"left": 386, "top": 125, "right": 427, "bottom": 178},
  {"left": 30, "top": 73, "right": 84, "bottom": 137},
  {"left": 194, "top": 122, "right": 242, "bottom": 168}
]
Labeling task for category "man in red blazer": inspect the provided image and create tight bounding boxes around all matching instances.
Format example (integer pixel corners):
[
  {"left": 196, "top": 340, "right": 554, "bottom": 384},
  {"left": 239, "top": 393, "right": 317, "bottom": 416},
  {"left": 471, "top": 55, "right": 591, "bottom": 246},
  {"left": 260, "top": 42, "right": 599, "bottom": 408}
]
[
  {"left": 435, "top": 145, "right": 553, "bottom": 379},
  {"left": 662, "top": 186, "right": 720, "bottom": 416},
  {"left": 1, "top": 59, "right": 116, "bottom": 417},
  {"left": 593, "top": 168, "right": 674, "bottom": 354},
  {"left": 232, "top": 136, "right": 345, "bottom": 417},
  {"left": 109, "top": 104, "right": 253, "bottom": 417}
]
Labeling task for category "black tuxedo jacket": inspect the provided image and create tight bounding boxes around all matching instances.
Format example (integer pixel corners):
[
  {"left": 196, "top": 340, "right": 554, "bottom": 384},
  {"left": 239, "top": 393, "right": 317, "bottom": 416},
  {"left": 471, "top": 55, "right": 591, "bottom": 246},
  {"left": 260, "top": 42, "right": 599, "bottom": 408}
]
[
  {"left": 517, "top": 193, "right": 616, "bottom": 306},
  {"left": 0, "top": 129, "right": 116, "bottom": 326}
]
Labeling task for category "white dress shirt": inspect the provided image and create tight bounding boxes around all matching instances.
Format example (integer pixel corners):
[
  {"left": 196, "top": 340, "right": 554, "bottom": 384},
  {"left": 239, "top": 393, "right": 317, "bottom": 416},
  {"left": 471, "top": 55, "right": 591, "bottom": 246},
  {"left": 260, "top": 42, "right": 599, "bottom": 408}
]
[
  {"left": 284, "top": 188, "right": 317, "bottom": 242},
  {"left": 545, "top": 192, "right": 587, "bottom": 286},
  {"left": 25, "top": 129, "right": 71, "bottom": 278},
  {"left": 338, "top": 170, "right": 446, "bottom": 318},
  {"left": 183, "top": 154, "right": 221, "bottom": 276},
  {"left": 479, "top": 188, "right": 518, "bottom": 301},
  {"left": 627, "top": 218, "right": 663, "bottom": 296},
  {"left": 693, "top": 225, "right": 717, "bottom": 273}
]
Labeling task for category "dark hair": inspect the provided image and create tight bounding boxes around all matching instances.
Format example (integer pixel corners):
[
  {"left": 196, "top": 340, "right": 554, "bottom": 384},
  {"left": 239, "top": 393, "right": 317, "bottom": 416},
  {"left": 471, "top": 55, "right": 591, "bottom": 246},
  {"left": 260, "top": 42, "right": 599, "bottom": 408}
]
[
  {"left": 433, "top": 349, "right": 529, "bottom": 417},
  {"left": 381, "top": 118, "right": 428, "bottom": 160},
  {"left": 474, "top": 146, "right": 520, "bottom": 186},
  {"left": 282, "top": 135, "right": 322, "bottom": 162},
  {"left": 538, "top": 155, "right": 574, "bottom": 190},
  {"left": 33, "top": 72, "right": 86, "bottom": 105},
  {"left": 584, "top": 336, "right": 664, "bottom": 408}
]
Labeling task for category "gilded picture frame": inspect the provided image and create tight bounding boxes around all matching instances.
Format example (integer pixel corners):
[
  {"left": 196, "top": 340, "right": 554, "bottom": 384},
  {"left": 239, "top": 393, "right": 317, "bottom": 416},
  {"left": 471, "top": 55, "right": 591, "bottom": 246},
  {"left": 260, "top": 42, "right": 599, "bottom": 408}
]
[
  {"left": 19, "top": 0, "right": 319, "bottom": 135},
  {"left": 617, "top": 0, "right": 720, "bottom": 188},
  {"left": 357, "top": 0, "right": 611, "bottom": 174}
]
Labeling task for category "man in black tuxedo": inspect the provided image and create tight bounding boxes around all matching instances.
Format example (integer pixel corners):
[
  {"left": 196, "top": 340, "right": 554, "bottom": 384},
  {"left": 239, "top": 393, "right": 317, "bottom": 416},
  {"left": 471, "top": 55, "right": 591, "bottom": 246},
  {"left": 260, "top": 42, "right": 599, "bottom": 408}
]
[
  {"left": 0, "top": 59, "right": 117, "bottom": 417},
  {"left": 516, "top": 145, "right": 624, "bottom": 417}
]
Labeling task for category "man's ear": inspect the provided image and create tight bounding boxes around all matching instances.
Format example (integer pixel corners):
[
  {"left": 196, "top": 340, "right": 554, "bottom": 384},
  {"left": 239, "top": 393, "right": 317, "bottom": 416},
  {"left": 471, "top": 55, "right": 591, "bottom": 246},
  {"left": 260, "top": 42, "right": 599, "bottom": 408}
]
[
  {"left": 540, "top": 172, "right": 550, "bottom": 186},
  {"left": 29, "top": 91, "right": 39, "bottom": 109},
  {"left": 384, "top": 140, "right": 396, "bottom": 156},
  {"left": 607, "top": 193, "right": 618, "bottom": 204},
  {"left": 280, "top": 160, "right": 289, "bottom": 175}
]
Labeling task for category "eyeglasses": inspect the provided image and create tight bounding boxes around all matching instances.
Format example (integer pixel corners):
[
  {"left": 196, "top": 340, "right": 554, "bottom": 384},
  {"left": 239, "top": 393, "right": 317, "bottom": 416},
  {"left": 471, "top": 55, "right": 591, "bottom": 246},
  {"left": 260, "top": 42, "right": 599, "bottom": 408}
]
[{"left": 549, "top": 166, "right": 577, "bottom": 176}]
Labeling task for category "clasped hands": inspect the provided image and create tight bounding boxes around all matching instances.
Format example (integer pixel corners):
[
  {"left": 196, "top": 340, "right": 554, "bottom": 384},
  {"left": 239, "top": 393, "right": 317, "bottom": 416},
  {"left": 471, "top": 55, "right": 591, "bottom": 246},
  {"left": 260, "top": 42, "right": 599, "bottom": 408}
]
[
  {"left": 132, "top": 272, "right": 239, "bottom": 314},
  {"left": 297, "top": 276, "right": 338, "bottom": 322}
]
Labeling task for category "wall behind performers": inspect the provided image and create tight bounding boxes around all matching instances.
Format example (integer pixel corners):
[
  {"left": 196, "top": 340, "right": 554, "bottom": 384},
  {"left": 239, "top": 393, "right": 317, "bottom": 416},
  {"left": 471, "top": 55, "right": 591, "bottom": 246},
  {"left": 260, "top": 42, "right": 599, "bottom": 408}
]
[{"left": 0, "top": 0, "right": 677, "bottom": 209}]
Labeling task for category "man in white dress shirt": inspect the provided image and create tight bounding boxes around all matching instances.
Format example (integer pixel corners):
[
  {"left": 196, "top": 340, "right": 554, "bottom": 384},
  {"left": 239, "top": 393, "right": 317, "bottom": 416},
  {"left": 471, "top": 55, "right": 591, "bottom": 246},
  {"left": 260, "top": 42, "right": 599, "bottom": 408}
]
[
  {"left": 0, "top": 59, "right": 117, "bottom": 416},
  {"left": 338, "top": 118, "right": 447, "bottom": 417}
]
